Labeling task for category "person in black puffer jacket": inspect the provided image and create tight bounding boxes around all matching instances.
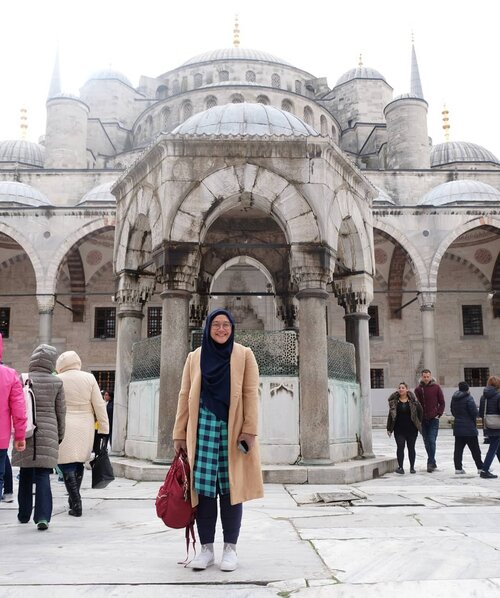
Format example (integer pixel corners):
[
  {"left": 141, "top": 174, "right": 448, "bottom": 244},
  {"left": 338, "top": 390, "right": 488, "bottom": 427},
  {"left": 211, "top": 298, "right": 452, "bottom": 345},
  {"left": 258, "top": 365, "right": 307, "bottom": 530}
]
[
  {"left": 450, "top": 382, "right": 483, "bottom": 474},
  {"left": 479, "top": 376, "right": 500, "bottom": 479}
]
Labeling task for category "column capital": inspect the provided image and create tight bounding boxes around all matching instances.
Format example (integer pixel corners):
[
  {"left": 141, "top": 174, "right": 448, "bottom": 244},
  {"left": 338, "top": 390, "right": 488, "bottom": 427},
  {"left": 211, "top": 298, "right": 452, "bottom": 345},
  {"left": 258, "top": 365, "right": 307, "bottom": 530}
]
[
  {"left": 290, "top": 244, "right": 334, "bottom": 292},
  {"left": 115, "top": 271, "right": 155, "bottom": 311},
  {"left": 418, "top": 290, "right": 436, "bottom": 310},
  {"left": 37, "top": 294, "right": 55, "bottom": 314},
  {"left": 152, "top": 242, "right": 200, "bottom": 292},
  {"left": 333, "top": 273, "right": 373, "bottom": 315}
]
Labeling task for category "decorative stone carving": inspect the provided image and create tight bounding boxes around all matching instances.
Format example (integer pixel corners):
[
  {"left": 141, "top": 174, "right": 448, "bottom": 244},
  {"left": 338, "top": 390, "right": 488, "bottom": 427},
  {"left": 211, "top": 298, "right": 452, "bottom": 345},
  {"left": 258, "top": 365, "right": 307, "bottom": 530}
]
[
  {"left": 333, "top": 273, "right": 374, "bottom": 315},
  {"left": 115, "top": 272, "right": 156, "bottom": 312}
]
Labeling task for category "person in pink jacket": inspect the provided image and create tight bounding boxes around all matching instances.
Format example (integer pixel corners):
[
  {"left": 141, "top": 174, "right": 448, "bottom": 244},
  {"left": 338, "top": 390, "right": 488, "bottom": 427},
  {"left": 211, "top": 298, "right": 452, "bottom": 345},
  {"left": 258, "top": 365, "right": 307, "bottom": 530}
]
[{"left": 0, "top": 333, "right": 27, "bottom": 498}]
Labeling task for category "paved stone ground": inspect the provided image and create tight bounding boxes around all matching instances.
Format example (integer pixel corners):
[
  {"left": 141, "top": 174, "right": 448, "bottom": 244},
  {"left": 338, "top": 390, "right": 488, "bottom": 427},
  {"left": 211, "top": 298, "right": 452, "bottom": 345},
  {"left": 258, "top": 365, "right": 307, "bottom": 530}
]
[{"left": 2, "top": 428, "right": 500, "bottom": 597}]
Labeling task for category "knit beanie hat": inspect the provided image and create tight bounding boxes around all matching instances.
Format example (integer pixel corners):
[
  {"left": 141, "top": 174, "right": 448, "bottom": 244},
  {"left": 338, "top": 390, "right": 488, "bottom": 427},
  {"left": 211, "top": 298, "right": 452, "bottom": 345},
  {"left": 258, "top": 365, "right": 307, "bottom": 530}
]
[{"left": 458, "top": 381, "right": 469, "bottom": 392}]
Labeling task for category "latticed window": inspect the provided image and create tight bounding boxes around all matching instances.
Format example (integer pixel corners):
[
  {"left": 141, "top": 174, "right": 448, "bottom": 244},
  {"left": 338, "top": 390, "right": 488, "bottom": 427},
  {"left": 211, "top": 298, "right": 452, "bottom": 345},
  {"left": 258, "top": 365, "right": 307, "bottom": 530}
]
[
  {"left": 464, "top": 367, "right": 490, "bottom": 387},
  {"left": 161, "top": 107, "right": 170, "bottom": 128},
  {"left": 370, "top": 368, "right": 385, "bottom": 388},
  {"left": 156, "top": 85, "right": 168, "bottom": 99},
  {"left": 181, "top": 76, "right": 188, "bottom": 92},
  {"left": 231, "top": 94, "right": 244, "bottom": 103},
  {"left": 295, "top": 80, "right": 302, "bottom": 94},
  {"left": 94, "top": 307, "right": 116, "bottom": 339},
  {"left": 0, "top": 307, "right": 10, "bottom": 338},
  {"left": 182, "top": 102, "right": 193, "bottom": 121},
  {"left": 368, "top": 306, "right": 380, "bottom": 337},
  {"left": 206, "top": 96, "right": 217, "bottom": 109},
  {"left": 219, "top": 70, "right": 229, "bottom": 82},
  {"left": 246, "top": 70, "right": 256, "bottom": 82},
  {"left": 172, "top": 80, "right": 180, "bottom": 94},
  {"left": 281, "top": 100, "right": 293, "bottom": 113},
  {"left": 91, "top": 370, "right": 115, "bottom": 393},
  {"left": 147, "top": 306, "right": 162, "bottom": 337},
  {"left": 320, "top": 115, "right": 328, "bottom": 135},
  {"left": 271, "top": 73, "right": 281, "bottom": 88},
  {"left": 193, "top": 73, "right": 203, "bottom": 88},
  {"left": 256, "top": 95, "right": 270, "bottom": 105},
  {"left": 462, "top": 305, "right": 483, "bottom": 335},
  {"left": 303, "top": 106, "right": 313, "bottom": 125}
]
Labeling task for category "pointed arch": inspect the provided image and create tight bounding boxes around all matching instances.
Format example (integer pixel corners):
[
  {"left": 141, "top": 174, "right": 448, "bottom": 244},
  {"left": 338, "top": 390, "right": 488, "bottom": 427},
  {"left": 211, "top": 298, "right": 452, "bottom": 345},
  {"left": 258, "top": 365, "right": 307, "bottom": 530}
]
[{"left": 0, "top": 221, "right": 45, "bottom": 294}]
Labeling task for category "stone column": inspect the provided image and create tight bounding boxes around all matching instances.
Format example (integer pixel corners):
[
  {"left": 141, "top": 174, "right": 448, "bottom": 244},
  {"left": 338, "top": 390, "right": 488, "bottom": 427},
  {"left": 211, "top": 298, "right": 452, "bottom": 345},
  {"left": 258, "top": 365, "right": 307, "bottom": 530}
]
[
  {"left": 37, "top": 295, "right": 55, "bottom": 345},
  {"left": 419, "top": 291, "right": 437, "bottom": 376},
  {"left": 155, "top": 289, "right": 191, "bottom": 463},
  {"left": 334, "top": 273, "right": 374, "bottom": 458},
  {"left": 296, "top": 287, "right": 330, "bottom": 463},
  {"left": 112, "top": 273, "right": 155, "bottom": 455}
]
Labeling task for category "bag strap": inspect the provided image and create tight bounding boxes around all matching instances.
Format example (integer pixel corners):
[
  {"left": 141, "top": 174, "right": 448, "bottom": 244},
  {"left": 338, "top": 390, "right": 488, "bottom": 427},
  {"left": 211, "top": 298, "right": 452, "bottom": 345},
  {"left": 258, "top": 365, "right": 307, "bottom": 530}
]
[{"left": 178, "top": 522, "right": 197, "bottom": 566}]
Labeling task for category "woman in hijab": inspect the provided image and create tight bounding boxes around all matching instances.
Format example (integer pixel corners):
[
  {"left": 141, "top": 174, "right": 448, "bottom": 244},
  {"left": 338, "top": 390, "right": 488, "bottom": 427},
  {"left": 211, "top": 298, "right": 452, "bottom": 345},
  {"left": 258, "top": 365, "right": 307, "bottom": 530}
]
[{"left": 173, "top": 308, "right": 263, "bottom": 572}]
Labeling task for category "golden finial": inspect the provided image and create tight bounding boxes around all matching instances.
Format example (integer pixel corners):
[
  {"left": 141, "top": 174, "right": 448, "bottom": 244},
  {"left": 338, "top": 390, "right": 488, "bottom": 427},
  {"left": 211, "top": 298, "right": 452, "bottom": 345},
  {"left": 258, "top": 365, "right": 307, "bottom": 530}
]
[
  {"left": 20, "top": 106, "right": 28, "bottom": 140},
  {"left": 358, "top": 54, "right": 363, "bottom": 67},
  {"left": 233, "top": 14, "right": 240, "bottom": 48},
  {"left": 442, "top": 104, "right": 450, "bottom": 142}
]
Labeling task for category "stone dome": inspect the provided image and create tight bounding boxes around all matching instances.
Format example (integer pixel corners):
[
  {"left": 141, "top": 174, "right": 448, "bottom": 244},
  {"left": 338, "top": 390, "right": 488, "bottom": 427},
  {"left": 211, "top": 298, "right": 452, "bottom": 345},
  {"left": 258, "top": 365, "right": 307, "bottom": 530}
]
[
  {"left": 0, "top": 139, "right": 45, "bottom": 168},
  {"left": 431, "top": 141, "right": 500, "bottom": 168},
  {"left": 181, "top": 48, "right": 292, "bottom": 67},
  {"left": 0, "top": 181, "right": 51, "bottom": 206},
  {"left": 77, "top": 181, "right": 116, "bottom": 206},
  {"left": 86, "top": 69, "right": 133, "bottom": 87},
  {"left": 171, "top": 102, "right": 319, "bottom": 137},
  {"left": 335, "top": 66, "right": 387, "bottom": 87},
  {"left": 419, "top": 180, "right": 500, "bottom": 206}
]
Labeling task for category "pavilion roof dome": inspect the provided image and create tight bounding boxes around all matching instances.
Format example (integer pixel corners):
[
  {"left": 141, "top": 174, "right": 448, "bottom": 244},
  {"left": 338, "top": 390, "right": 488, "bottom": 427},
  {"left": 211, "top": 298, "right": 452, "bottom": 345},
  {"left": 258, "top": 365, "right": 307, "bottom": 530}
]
[
  {"left": 180, "top": 47, "right": 292, "bottom": 68},
  {"left": 171, "top": 102, "right": 319, "bottom": 137},
  {"left": 85, "top": 69, "right": 133, "bottom": 87},
  {"left": 0, "top": 181, "right": 51, "bottom": 207},
  {"left": 419, "top": 179, "right": 500, "bottom": 206},
  {"left": 77, "top": 181, "right": 117, "bottom": 206},
  {"left": 334, "top": 66, "right": 387, "bottom": 87},
  {"left": 0, "top": 139, "right": 45, "bottom": 168},
  {"left": 431, "top": 141, "right": 500, "bottom": 167}
]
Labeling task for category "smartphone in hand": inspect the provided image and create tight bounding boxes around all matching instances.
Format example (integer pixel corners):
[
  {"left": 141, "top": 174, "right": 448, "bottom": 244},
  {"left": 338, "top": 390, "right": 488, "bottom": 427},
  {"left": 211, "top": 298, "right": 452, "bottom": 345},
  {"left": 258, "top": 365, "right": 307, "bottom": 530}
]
[{"left": 238, "top": 440, "right": 249, "bottom": 454}]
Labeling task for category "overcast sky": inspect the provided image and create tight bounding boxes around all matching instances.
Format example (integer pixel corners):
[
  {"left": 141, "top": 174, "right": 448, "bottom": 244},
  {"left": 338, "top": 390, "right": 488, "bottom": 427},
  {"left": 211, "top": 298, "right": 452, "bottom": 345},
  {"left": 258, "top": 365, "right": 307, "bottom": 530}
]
[{"left": 2, "top": 0, "right": 499, "bottom": 158}]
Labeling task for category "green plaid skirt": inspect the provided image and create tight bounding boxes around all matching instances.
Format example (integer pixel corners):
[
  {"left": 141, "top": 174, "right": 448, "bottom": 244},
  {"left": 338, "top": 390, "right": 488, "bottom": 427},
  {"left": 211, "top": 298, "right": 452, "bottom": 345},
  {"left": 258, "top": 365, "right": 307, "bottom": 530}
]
[{"left": 194, "top": 405, "right": 230, "bottom": 498}]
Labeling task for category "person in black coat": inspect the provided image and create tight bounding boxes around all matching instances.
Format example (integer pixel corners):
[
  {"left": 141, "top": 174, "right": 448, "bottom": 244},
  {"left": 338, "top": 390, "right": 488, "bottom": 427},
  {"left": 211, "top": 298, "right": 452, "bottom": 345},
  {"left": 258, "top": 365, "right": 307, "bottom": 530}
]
[
  {"left": 479, "top": 376, "right": 500, "bottom": 478},
  {"left": 450, "top": 382, "right": 483, "bottom": 474}
]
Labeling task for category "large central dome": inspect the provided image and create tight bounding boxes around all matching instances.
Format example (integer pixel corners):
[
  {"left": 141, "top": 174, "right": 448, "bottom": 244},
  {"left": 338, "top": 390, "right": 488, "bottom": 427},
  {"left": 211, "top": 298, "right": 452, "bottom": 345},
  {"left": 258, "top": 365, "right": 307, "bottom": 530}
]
[
  {"left": 181, "top": 47, "right": 292, "bottom": 67},
  {"left": 172, "top": 103, "right": 319, "bottom": 137}
]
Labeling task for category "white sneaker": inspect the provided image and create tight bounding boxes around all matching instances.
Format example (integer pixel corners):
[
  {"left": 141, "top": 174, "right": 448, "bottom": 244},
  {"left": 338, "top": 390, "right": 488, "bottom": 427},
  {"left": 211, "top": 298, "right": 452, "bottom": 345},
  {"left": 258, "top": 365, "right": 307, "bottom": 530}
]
[
  {"left": 220, "top": 543, "right": 238, "bottom": 571},
  {"left": 455, "top": 469, "right": 466, "bottom": 474},
  {"left": 189, "top": 544, "right": 214, "bottom": 570},
  {"left": 2, "top": 493, "right": 14, "bottom": 503}
]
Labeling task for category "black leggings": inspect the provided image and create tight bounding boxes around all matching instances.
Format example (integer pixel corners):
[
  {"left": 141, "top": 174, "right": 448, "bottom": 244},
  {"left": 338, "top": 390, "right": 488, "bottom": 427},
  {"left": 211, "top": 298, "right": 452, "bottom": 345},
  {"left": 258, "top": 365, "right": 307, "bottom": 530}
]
[
  {"left": 196, "top": 493, "right": 242, "bottom": 545},
  {"left": 394, "top": 432, "right": 418, "bottom": 468}
]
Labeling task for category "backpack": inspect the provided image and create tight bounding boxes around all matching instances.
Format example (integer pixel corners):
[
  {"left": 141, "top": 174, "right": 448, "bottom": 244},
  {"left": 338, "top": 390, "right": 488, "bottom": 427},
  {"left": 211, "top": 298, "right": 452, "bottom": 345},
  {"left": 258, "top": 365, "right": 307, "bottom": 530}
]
[
  {"left": 155, "top": 449, "right": 197, "bottom": 563},
  {"left": 21, "top": 373, "right": 37, "bottom": 439}
]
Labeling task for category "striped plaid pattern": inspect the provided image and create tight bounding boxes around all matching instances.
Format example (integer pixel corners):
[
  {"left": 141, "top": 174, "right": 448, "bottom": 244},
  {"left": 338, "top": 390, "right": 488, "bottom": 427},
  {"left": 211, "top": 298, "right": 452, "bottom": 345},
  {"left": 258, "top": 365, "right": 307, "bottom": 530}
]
[{"left": 194, "top": 405, "right": 230, "bottom": 498}]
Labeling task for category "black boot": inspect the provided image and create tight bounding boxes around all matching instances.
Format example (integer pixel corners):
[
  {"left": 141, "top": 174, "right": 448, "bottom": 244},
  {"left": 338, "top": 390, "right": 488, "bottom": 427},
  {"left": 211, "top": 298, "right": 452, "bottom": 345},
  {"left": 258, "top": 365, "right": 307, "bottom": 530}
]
[{"left": 63, "top": 472, "right": 82, "bottom": 517}]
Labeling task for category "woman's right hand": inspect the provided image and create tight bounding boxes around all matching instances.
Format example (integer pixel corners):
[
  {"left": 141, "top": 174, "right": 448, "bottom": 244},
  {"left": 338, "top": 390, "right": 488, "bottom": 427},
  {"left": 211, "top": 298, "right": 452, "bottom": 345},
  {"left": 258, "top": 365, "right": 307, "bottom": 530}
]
[{"left": 174, "top": 439, "right": 187, "bottom": 454}]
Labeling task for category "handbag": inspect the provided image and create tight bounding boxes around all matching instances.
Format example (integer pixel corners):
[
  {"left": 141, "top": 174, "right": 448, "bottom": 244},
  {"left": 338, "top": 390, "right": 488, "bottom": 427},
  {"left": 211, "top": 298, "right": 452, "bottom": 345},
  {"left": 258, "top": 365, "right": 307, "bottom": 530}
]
[
  {"left": 156, "top": 449, "right": 196, "bottom": 562},
  {"left": 483, "top": 396, "right": 500, "bottom": 430},
  {"left": 90, "top": 437, "right": 115, "bottom": 489}
]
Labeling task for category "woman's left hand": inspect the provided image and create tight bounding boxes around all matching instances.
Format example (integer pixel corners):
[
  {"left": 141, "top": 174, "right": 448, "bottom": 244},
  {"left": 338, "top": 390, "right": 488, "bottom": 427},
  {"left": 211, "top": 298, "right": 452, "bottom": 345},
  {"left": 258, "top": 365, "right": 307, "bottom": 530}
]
[{"left": 238, "top": 432, "right": 256, "bottom": 452}]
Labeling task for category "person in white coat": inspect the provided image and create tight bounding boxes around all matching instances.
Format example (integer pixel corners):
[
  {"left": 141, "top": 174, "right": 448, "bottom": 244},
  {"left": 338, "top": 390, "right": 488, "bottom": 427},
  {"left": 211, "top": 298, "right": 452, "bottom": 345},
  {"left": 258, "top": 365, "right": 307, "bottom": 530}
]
[{"left": 56, "top": 351, "right": 109, "bottom": 516}]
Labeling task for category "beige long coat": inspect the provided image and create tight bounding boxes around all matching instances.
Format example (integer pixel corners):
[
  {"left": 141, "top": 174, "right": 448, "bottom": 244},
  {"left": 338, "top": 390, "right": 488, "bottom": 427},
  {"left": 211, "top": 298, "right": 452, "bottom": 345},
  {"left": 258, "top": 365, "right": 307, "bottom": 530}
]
[
  {"left": 173, "top": 342, "right": 264, "bottom": 507},
  {"left": 56, "top": 351, "right": 109, "bottom": 464}
]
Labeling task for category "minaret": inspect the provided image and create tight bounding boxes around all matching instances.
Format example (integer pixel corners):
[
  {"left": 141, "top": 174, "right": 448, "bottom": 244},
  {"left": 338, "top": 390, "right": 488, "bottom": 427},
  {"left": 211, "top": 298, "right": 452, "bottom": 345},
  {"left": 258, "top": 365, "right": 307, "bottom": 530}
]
[
  {"left": 384, "top": 34, "right": 430, "bottom": 169},
  {"left": 442, "top": 104, "right": 450, "bottom": 142},
  {"left": 48, "top": 45, "right": 61, "bottom": 99},
  {"left": 233, "top": 14, "right": 240, "bottom": 47}
]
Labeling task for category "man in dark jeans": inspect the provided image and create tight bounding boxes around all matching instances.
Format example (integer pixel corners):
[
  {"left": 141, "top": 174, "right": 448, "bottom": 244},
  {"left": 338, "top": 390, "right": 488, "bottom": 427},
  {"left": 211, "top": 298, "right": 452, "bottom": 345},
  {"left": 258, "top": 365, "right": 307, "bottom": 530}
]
[{"left": 415, "top": 369, "right": 445, "bottom": 472}]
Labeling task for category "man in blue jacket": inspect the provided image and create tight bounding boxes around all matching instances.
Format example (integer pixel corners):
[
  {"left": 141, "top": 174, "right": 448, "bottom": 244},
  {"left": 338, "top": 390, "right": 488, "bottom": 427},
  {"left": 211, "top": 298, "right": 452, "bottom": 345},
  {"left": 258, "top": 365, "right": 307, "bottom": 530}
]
[
  {"left": 451, "top": 381, "right": 483, "bottom": 474},
  {"left": 415, "top": 369, "right": 445, "bottom": 472}
]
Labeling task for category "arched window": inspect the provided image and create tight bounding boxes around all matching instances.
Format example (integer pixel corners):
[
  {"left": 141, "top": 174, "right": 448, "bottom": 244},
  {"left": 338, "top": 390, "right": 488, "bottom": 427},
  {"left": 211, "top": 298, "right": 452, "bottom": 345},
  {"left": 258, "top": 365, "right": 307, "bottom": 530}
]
[
  {"left": 271, "top": 73, "right": 281, "bottom": 88},
  {"left": 231, "top": 94, "right": 244, "bottom": 104},
  {"left": 246, "top": 70, "right": 256, "bottom": 82},
  {"left": 281, "top": 99, "right": 293, "bottom": 113},
  {"left": 303, "top": 106, "right": 313, "bottom": 126},
  {"left": 146, "top": 115, "right": 153, "bottom": 138},
  {"left": 181, "top": 76, "right": 188, "bottom": 92},
  {"left": 161, "top": 107, "right": 171, "bottom": 129},
  {"left": 219, "top": 70, "right": 229, "bottom": 82},
  {"left": 156, "top": 85, "right": 168, "bottom": 99},
  {"left": 182, "top": 101, "right": 193, "bottom": 121},
  {"left": 194, "top": 73, "right": 203, "bottom": 88},
  {"left": 295, "top": 80, "right": 302, "bottom": 94},
  {"left": 206, "top": 96, "right": 217, "bottom": 109},
  {"left": 320, "top": 115, "right": 328, "bottom": 135},
  {"left": 172, "top": 80, "right": 180, "bottom": 94},
  {"left": 256, "top": 95, "right": 270, "bottom": 105},
  {"left": 136, "top": 125, "right": 142, "bottom": 141}
]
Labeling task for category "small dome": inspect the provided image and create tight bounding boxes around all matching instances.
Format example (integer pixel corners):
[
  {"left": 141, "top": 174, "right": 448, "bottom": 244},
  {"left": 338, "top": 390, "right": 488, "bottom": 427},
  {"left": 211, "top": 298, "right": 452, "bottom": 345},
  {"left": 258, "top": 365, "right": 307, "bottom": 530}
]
[
  {"left": 172, "top": 103, "right": 319, "bottom": 137},
  {"left": 335, "top": 66, "right": 386, "bottom": 87},
  {"left": 0, "top": 140, "right": 45, "bottom": 168},
  {"left": 77, "top": 181, "right": 116, "bottom": 206},
  {"left": 419, "top": 180, "right": 500, "bottom": 206},
  {"left": 373, "top": 186, "right": 395, "bottom": 205},
  {"left": 181, "top": 48, "right": 292, "bottom": 67},
  {"left": 0, "top": 181, "right": 51, "bottom": 207},
  {"left": 86, "top": 69, "right": 132, "bottom": 87},
  {"left": 431, "top": 141, "right": 500, "bottom": 168}
]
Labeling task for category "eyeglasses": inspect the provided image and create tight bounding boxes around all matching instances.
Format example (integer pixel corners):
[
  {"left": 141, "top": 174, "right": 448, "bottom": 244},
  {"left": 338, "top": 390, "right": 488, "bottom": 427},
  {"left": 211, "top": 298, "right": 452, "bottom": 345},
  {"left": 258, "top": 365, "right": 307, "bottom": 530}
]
[{"left": 211, "top": 322, "right": 232, "bottom": 330}]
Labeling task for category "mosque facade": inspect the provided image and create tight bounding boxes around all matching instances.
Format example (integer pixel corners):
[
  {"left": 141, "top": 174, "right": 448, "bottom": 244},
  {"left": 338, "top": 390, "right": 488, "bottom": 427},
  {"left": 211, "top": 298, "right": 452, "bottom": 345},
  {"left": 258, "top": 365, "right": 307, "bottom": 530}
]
[{"left": 1, "top": 35, "right": 499, "bottom": 465}]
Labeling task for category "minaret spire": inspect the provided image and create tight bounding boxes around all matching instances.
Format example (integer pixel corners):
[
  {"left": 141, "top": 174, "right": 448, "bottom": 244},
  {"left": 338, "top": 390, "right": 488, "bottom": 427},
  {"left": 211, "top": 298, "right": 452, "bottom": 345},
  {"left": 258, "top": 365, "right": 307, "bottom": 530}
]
[
  {"left": 233, "top": 15, "right": 240, "bottom": 47},
  {"left": 20, "top": 106, "right": 28, "bottom": 140},
  {"left": 48, "top": 44, "right": 61, "bottom": 99},
  {"left": 410, "top": 32, "right": 424, "bottom": 99},
  {"left": 442, "top": 104, "right": 450, "bottom": 142}
]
